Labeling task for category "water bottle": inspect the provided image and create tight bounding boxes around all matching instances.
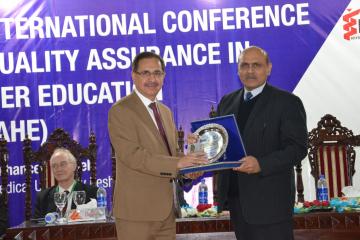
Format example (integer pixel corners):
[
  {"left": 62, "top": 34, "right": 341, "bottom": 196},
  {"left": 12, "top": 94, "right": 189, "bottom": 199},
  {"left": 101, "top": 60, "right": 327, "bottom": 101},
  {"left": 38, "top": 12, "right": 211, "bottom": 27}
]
[
  {"left": 44, "top": 212, "right": 59, "bottom": 224},
  {"left": 198, "top": 178, "right": 208, "bottom": 204},
  {"left": 97, "top": 183, "right": 107, "bottom": 208},
  {"left": 317, "top": 175, "right": 329, "bottom": 202}
]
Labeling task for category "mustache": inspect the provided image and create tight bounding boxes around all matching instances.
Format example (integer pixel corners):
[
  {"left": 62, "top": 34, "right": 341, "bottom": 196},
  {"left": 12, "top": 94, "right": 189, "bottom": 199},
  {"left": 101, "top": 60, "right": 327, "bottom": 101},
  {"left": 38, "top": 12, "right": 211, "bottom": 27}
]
[
  {"left": 245, "top": 75, "right": 257, "bottom": 79},
  {"left": 144, "top": 82, "right": 160, "bottom": 87}
]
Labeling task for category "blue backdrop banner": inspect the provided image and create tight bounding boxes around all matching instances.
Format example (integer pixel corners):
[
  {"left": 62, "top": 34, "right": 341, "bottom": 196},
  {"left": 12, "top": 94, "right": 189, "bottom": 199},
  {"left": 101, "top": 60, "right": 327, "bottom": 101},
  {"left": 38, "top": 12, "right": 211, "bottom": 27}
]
[{"left": 0, "top": 0, "right": 351, "bottom": 226}]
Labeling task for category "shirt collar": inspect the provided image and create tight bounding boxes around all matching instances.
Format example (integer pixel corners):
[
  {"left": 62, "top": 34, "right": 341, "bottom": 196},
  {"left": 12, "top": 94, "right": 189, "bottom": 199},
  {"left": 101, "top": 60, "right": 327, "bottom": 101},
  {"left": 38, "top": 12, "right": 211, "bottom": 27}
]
[
  {"left": 58, "top": 180, "right": 76, "bottom": 193},
  {"left": 244, "top": 82, "right": 266, "bottom": 100},
  {"left": 134, "top": 89, "right": 157, "bottom": 107}
]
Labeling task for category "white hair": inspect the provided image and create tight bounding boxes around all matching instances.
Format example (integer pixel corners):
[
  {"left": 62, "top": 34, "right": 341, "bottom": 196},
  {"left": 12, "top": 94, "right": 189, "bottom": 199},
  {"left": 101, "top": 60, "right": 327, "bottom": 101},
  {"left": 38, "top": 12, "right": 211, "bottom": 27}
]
[{"left": 50, "top": 148, "right": 77, "bottom": 165}]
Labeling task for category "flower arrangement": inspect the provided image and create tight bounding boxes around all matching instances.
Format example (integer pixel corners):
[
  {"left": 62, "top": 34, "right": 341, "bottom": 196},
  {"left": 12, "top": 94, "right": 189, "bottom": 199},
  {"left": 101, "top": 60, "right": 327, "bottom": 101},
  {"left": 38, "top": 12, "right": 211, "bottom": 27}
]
[
  {"left": 330, "top": 197, "right": 360, "bottom": 212},
  {"left": 294, "top": 197, "right": 360, "bottom": 214},
  {"left": 294, "top": 200, "right": 331, "bottom": 214},
  {"left": 181, "top": 203, "right": 218, "bottom": 218},
  {"left": 196, "top": 203, "right": 212, "bottom": 212},
  {"left": 303, "top": 199, "right": 330, "bottom": 208}
]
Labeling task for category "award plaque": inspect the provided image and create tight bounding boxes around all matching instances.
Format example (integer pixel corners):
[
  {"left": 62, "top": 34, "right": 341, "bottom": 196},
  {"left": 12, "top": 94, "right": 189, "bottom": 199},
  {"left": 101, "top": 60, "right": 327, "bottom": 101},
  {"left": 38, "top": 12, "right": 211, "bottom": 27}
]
[
  {"left": 189, "top": 123, "right": 228, "bottom": 163},
  {"left": 179, "top": 114, "right": 246, "bottom": 174}
]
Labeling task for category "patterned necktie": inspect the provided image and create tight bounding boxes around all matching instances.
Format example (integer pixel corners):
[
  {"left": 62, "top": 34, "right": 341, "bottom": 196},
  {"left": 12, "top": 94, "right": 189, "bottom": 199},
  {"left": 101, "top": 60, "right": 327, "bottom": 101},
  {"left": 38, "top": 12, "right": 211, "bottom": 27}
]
[
  {"left": 245, "top": 91, "right": 253, "bottom": 102},
  {"left": 149, "top": 102, "right": 172, "bottom": 156}
]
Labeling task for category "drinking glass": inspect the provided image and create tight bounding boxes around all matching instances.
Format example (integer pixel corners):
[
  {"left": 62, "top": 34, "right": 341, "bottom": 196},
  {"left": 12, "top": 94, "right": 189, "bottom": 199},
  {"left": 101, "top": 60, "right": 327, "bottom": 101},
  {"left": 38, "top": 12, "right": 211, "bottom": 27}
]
[
  {"left": 54, "top": 191, "right": 67, "bottom": 223},
  {"left": 73, "top": 191, "right": 86, "bottom": 209}
]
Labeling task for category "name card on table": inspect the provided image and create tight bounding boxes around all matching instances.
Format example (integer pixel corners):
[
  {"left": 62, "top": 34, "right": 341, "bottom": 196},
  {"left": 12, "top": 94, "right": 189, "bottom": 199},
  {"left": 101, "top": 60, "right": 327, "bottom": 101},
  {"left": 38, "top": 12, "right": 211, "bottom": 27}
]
[{"left": 67, "top": 207, "right": 106, "bottom": 222}]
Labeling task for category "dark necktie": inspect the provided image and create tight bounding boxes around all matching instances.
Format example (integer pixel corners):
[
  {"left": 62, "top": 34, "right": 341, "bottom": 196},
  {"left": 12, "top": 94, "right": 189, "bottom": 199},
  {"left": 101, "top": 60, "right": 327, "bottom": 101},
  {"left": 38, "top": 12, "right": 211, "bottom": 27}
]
[
  {"left": 149, "top": 103, "right": 179, "bottom": 216},
  {"left": 245, "top": 91, "right": 253, "bottom": 102},
  {"left": 149, "top": 102, "right": 172, "bottom": 156}
]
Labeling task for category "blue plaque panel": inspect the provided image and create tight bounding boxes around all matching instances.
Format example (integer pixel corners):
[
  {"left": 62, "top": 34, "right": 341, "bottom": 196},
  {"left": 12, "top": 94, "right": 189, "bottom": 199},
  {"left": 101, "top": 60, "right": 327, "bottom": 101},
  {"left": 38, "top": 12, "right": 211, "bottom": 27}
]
[{"left": 179, "top": 114, "right": 246, "bottom": 174}]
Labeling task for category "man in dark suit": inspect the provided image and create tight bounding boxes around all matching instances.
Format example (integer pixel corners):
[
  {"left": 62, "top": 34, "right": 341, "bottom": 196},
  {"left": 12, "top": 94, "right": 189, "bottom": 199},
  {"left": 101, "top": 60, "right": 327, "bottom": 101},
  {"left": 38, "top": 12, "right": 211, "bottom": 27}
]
[
  {"left": 216, "top": 46, "right": 308, "bottom": 240},
  {"left": 33, "top": 148, "right": 98, "bottom": 219},
  {"left": 108, "top": 52, "right": 207, "bottom": 240}
]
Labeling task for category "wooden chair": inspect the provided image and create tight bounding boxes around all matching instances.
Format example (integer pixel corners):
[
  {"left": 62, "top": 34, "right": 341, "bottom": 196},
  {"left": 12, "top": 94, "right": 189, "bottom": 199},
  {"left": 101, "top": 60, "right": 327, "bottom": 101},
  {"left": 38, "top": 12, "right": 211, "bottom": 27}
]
[
  {"left": 177, "top": 126, "right": 185, "bottom": 154},
  {"left": 23, "top": 128, "right": 97, "bottom": 220},
  {"left": 207, "top": 106, "right": 220, "bottom": 204},
  {"left": 0, "top": 136, "right": 9, "bottom": 209},
  {"left": 295, "top": 163, "right": 304, "bottom": 203},
  {"left": 308, "top": 114, "right": 359, "bottom": 199}
]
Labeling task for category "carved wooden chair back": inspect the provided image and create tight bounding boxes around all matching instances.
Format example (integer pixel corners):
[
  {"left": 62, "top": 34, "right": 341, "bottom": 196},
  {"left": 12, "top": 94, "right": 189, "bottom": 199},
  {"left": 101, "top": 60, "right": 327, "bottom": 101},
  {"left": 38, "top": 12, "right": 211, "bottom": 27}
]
[
  {"left": 23, "top": 128, "right": 97, "bottom": 220},
  {"left": 308, "top": 114, "right": 357, "bottom": 198},
  {"left": 0, "top": 136, "right": 9, "bottom": 209}
]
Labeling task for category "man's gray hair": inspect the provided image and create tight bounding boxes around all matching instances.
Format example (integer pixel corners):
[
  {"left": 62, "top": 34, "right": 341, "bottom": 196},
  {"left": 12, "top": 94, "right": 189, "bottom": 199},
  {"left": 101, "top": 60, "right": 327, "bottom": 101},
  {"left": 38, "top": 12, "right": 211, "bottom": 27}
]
[{"left": 50, "top": 148, "right": 77, "bottom": 165}]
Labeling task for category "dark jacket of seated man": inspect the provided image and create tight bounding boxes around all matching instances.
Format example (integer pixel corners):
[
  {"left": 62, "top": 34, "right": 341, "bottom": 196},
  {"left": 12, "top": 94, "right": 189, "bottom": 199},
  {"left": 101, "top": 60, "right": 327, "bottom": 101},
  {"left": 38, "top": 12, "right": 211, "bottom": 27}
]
[
  {"left": 32, "top": 148, "right": 98, "bottom": 219},
  {"left": 33, "top": 181, "right": 98, "bottom": 219}
]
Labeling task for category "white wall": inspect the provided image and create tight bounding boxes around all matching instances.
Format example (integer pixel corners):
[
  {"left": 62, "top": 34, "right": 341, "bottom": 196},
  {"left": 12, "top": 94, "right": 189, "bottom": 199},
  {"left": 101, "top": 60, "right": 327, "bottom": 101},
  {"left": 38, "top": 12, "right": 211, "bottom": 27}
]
[{"left": 294, "top": 0, "right": 360, "bottom": 201}]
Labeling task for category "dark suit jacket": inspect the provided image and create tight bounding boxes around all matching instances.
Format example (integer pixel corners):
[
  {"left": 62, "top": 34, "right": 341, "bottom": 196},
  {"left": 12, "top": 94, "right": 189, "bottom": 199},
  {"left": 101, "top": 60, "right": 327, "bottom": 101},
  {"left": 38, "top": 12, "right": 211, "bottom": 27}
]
[
  {"left": 216, "top": 84, "right": 308, "bottom": 224},
  {"left": 33, "top": 181, "right": 98, "bottom": 219}
]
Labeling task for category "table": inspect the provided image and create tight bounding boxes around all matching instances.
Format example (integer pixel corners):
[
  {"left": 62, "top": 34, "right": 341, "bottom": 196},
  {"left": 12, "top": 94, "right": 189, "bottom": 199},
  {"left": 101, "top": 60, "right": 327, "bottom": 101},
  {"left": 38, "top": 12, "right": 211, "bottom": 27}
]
[
  {"left": 293, "top": 211, "right": 360, "bottom": 240},
  {"left": 5, "top": 212, "right": 360, "bottom": 240}
]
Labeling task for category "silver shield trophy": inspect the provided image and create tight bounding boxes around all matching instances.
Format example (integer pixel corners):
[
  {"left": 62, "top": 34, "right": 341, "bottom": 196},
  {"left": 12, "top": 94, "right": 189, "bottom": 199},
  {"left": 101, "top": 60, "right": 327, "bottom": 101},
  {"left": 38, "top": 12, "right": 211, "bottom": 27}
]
[{"left": 190, "top": 123, "right": 229, "bottom": 163}]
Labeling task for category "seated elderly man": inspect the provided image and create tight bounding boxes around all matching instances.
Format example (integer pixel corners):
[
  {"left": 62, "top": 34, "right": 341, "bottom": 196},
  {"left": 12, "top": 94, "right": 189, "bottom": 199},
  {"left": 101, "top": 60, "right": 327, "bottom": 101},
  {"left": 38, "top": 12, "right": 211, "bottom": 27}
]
[{"left": 33, "top": 148, "right": 98, "bottom": 218}]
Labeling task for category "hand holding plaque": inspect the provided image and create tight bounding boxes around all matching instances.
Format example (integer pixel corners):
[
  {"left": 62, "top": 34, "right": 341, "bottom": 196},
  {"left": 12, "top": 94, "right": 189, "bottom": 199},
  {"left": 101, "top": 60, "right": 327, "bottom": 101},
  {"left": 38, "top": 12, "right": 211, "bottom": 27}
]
[
  {"left": 176, "top": 151, "right": 208, "bottom": 170},
  {"left": 179, "top": 115, "right": 246, "bottom": 174}
]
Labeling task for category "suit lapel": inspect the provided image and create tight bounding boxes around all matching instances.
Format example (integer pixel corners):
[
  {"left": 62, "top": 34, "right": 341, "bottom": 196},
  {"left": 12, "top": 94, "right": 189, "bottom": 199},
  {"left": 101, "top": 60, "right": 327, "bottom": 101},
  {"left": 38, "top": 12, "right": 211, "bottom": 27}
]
[
  {"left": 158, "top": 104, "right": 176, "bottom": 156},
  {"left": 244, "top": 85, "right": 271, "bottom": 136},
  {"left": 48, "top": 187, "right": 57, "bottom": 213},
  {"left": 233, "top": 89, "right": 244, "bottom": 118}
]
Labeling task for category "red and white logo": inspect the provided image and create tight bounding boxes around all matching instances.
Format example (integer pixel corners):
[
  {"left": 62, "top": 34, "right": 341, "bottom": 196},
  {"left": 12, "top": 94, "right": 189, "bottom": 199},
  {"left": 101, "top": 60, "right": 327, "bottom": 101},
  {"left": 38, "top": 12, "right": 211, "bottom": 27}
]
[{"left": 343, "top": 8, "right": 360, "bottom": 41}]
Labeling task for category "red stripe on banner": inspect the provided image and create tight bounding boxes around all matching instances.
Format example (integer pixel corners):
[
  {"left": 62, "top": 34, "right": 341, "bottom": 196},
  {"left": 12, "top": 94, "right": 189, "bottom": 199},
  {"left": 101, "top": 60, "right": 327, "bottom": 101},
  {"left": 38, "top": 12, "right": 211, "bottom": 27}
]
[
  {"left": 341, "top": 145, "right": 349, "bottom": 186},
  {"left": 326, "top": 146, "right": 334, "bottom": 198},
  {"left": 334, "top": 146, "right": 342, "bottom": 197}
]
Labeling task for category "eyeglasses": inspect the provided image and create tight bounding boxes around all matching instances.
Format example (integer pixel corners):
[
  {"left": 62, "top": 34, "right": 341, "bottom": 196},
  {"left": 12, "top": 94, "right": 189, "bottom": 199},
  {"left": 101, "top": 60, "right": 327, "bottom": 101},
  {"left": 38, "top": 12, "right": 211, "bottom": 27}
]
[
  {"left": 51, "top": 161, "right": 71, "bottom": 170},
  {"left": 134, "top": 70, "right": 165, "bottom": 78},
  {"left": 239, "top": 63, "right": 264, "bottom": 71}
]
